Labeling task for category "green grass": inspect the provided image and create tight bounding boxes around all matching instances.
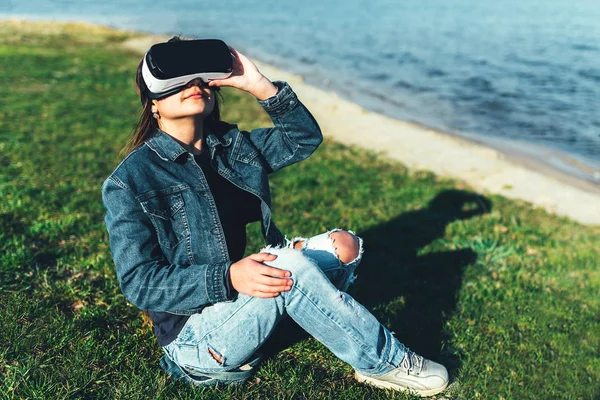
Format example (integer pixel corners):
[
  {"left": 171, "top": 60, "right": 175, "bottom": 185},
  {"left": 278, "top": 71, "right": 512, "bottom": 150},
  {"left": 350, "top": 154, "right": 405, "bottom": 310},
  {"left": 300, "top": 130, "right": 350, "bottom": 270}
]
[{"left": 1, "top": 21, "right": 599, "bottom": 399}]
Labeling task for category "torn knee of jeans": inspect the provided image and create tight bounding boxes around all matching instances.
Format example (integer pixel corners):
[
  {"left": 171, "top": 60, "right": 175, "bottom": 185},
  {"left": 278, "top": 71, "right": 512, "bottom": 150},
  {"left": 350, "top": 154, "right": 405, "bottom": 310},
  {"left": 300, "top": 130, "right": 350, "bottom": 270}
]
[
  {"left": 207, "top": 345, "right": 224, "bottom": 365},
  {"left": 329, "top": 230, "right": 363, "bottom": 264},
  {"left": 286, "top": 236, "right": 307, "bottom": 250},
  {"left": 293, "top": 240, "right": 305, "bottom": 250}
]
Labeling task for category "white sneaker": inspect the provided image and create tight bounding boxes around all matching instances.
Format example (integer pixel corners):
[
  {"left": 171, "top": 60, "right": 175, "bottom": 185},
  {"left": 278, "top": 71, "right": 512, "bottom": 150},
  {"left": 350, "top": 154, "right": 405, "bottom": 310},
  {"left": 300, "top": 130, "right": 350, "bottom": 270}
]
[{"left": 355, "top": 349, "right": 449, "bottom": 397}]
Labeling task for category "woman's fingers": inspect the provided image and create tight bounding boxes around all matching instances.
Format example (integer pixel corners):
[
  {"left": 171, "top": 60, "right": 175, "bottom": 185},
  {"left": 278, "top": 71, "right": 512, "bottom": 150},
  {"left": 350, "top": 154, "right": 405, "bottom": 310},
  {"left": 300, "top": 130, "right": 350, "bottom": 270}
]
[
  {"left": 252, "top": 291, "right": 281, "bottom": 298},
  {"left": 253, "top": 273, "right": 293, "bottom": 287},
  {"left": 227, "top": 46, "right": 250, "bottom": 64},
  {"left": 207, "top": 79, "right": 225, "bottom": 87},
  {"left": 208, "top": 46, "right": 269, "bottom": 98},
  {"left": 248, "top": 252, "right": 278, "bottom": 263},
  {"left": 247, "top": 254, "right": 292, "bottom": 278},
  {"left": 257, "top": 264, "right": 291, "bottom": 278},
  {"left": 253, "top": 282, "right": 292, "bottom": 293}
]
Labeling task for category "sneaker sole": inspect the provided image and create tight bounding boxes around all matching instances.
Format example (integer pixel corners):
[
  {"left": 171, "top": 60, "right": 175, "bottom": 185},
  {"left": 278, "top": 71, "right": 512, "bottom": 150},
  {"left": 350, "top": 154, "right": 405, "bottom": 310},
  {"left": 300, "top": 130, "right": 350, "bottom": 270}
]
[{"left": 355, "top": 371, "right": 448, "bottom": 397}]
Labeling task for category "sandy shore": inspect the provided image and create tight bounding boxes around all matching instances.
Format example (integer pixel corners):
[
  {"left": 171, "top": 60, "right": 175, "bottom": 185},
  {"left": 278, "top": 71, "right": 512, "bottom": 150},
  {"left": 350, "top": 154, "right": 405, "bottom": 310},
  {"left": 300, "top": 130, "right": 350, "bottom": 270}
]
[{"left": 122, "top": 36, "right": 600, "bottom": 226}]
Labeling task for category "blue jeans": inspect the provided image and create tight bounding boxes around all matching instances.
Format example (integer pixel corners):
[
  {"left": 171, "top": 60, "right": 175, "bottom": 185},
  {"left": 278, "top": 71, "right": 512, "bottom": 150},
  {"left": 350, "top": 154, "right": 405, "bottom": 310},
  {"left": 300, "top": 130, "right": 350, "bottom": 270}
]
[{"left": 162, "top": 230, "right": 407, "bottom": 384}]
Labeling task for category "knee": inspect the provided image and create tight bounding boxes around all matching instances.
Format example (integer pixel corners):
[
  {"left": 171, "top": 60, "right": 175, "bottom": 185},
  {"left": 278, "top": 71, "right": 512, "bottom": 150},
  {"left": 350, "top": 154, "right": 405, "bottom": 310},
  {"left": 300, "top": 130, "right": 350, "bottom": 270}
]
[
  {"left": 262, "top": 247, "right": 319, "bottom": 278},
  {"left": 329, "top": 230, "right": 361, "bottom": 264}
]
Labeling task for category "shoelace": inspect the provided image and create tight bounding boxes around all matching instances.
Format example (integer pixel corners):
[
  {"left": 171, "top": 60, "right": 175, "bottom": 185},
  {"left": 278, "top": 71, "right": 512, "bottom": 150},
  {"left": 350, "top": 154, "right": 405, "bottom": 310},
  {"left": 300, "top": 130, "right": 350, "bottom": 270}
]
[{"left": 400, "top": 349, "right": 424, "bottom": 375}]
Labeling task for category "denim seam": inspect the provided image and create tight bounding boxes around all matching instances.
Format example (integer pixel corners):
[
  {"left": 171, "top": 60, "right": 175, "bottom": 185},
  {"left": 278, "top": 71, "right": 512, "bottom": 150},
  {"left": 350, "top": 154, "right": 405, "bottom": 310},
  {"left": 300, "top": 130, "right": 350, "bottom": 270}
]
[
  {"left": 108, "top": 175, "right": 128, "bottom": 191},
  {"left": 206, "top": 262, "right": 228, "bottom": 303},
  {"left": 231, "top": 133, "right": 260, "bottom": 166},
  {"left": 184, "top": 218, "right": 194, "bottom": 266},
  {"left": 106, "top": 144, "right": 146, "bottom": 180},
  {"left": 135, "top": 184, "right": 190, "bottom": 202},
  {"left": 230, "top": 132, "right": 244, "bottom": 163},
  {"left": 257, "top": 81, "right": 296, "bottom": 116},
  {"left": 138, "top": 206, "right": 187, "bottom": 251}
]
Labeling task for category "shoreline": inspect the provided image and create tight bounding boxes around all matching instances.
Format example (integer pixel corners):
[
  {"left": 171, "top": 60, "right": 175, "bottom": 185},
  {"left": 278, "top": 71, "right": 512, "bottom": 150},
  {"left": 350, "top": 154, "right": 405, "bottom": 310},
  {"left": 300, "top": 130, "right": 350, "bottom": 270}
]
[
  {"left": 125, "top": 34, "right": 600, "bottom": 225},
  {"left": 10, "top": 20, "right": 597, "bottom": 226},
  {"left": 244, "top": 63, "right": 600, "bottom": 226}
]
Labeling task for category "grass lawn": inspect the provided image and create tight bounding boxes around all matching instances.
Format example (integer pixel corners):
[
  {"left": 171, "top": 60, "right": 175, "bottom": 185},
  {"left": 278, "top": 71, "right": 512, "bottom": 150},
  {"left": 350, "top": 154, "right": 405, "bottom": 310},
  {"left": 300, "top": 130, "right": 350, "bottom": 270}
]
[{"left": 1, "top": 21, "right": 599, "bottom": 399}]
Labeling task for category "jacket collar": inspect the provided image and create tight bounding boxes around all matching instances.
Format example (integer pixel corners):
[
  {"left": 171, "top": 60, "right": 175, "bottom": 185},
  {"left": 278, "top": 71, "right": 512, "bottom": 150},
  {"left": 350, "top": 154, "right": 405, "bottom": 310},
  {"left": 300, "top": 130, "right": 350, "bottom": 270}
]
[
  {"left": 146, "top": 129, "right": 188, "bottom": 162},
  {"left": 146, "top": 128, "right": 233, "bottom": 162}
]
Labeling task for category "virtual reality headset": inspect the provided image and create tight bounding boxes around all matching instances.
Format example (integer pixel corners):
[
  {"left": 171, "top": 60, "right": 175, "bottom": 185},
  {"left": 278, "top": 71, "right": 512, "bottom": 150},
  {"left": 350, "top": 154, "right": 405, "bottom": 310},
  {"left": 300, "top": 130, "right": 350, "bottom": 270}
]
[{"left": 141, "top": 39, "right": 233, "bottom": 100}]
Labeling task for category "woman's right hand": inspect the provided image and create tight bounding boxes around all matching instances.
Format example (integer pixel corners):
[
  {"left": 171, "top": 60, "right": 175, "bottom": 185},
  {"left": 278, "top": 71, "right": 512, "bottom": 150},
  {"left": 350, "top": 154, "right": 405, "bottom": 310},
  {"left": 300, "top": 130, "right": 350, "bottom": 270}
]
[
  {"left": 207, "top": 47, "right": 278, "bottom": 100},
  {"left": 229, "top": 253, "right": 293, "bottom": 298}
]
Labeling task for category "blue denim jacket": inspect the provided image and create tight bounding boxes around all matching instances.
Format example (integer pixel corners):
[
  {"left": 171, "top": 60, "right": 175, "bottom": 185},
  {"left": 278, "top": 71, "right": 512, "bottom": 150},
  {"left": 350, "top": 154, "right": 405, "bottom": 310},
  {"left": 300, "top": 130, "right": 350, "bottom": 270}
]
[{"left": 102, "top": 81, "right": 322, "bottom": 314}]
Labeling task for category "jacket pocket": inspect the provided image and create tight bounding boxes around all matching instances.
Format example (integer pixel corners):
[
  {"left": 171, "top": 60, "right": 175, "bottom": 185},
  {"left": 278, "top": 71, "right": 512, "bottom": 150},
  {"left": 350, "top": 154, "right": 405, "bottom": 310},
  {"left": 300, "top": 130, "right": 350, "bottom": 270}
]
[
  {"left": 233, "top": 136, "right": 264, "bottom": 168},
  {"left": 140, "top": 191, "right": 189, "bottom": 249}
]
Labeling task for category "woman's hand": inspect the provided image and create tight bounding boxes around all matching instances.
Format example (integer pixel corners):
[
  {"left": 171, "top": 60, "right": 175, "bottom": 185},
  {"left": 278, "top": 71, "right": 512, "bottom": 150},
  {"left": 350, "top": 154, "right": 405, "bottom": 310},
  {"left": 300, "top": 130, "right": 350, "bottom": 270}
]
[
  {"left": 207, "top": 47, "right": 278, "bottom": 100},
  {"left": 229, "top": 253, "right": 293, "bottom": 298}
]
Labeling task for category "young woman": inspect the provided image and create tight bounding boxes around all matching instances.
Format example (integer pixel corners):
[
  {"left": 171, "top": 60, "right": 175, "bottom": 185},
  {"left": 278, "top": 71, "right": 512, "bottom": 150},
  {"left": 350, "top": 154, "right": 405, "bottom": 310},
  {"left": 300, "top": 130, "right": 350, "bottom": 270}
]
[{"left": 102, "top": 38, "right": 449, "bottom": 396}]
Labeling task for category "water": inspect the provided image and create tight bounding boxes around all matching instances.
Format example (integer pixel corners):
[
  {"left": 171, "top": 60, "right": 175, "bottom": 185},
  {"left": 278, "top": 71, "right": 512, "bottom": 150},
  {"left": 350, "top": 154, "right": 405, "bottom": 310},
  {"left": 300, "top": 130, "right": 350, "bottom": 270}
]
[{"left": 3, "top": 0, "right": 599, "bottom": 184}]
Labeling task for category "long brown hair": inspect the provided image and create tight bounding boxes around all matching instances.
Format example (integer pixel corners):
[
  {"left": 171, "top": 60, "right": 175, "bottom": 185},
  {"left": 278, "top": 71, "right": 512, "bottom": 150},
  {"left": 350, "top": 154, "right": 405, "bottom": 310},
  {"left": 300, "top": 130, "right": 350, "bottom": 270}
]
[{"left": 120, "top": 36, "right": 223, "bottom": 159}]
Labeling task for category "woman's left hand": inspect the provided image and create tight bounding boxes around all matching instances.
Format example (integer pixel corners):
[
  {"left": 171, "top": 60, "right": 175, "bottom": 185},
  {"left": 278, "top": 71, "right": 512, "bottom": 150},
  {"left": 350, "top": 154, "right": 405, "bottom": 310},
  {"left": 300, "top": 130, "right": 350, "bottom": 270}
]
[{"left": 207, "top": 47, "right": 278, "bottom": 100}]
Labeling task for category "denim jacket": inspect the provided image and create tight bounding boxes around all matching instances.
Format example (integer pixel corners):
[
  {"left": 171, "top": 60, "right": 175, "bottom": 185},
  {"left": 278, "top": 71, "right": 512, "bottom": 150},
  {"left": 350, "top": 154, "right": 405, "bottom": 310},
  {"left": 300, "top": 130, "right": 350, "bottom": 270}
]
[{"left": 102, "top": 81, "right": 322, "bottom": 314}]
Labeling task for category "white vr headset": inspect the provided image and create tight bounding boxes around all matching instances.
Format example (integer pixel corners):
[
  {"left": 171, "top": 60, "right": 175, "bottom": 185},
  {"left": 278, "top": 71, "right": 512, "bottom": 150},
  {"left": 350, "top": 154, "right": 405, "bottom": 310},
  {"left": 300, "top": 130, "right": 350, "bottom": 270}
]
[{"left": 141, "top": 39, "right": 234, "bottom": 100}]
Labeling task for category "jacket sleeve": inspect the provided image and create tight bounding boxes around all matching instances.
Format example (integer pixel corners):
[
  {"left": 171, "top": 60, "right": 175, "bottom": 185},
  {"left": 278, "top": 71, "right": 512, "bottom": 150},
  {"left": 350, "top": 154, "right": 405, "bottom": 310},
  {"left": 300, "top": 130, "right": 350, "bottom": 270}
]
[
  {"left": 243, "top": 81, "right": 323, "bottom": 173},
  {"left": 102, "top": 177, "right": 232, "bottom": 312}
]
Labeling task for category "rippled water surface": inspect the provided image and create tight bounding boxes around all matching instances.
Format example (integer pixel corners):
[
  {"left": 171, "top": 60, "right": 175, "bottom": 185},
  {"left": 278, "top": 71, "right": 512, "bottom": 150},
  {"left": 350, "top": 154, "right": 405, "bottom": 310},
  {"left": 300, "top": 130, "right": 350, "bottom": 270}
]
[{"left": 3, "top": 0, "right": 599, "bottom": 181}]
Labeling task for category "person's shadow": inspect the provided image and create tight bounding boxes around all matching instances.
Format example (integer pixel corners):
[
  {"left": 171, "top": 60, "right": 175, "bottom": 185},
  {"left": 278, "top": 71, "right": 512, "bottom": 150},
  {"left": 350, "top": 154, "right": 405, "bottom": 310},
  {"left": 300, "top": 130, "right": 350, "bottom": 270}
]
[
  {"left": 352, "top": 189, "right": 491, "bottom": 371},
  {"left": 263, "top": 189, "right": 491, "bottom": 375}
]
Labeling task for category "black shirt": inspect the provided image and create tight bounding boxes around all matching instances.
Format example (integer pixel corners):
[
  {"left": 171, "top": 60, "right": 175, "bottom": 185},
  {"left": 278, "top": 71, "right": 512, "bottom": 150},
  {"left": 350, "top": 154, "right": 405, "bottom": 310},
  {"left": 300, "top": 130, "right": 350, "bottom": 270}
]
[{"left": 149, "top": 151, "right": 261, "bottom": 346}]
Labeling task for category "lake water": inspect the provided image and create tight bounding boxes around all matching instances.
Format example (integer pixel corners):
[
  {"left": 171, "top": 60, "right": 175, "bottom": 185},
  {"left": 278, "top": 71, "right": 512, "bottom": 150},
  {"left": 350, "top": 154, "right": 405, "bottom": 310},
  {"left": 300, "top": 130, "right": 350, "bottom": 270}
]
[{"left": 2, "top": 0, "right": 599, "bottom": 184}]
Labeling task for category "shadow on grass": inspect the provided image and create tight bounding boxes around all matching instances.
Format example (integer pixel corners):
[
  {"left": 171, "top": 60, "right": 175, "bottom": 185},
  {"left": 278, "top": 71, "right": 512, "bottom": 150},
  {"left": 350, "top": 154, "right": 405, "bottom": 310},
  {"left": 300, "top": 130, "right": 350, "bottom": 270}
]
[
  {"left": 263, "top": 189, "right": 491, "bottom": 375},
  {"left": 0, "top": 212, "right": 28, "bottom": 235}
]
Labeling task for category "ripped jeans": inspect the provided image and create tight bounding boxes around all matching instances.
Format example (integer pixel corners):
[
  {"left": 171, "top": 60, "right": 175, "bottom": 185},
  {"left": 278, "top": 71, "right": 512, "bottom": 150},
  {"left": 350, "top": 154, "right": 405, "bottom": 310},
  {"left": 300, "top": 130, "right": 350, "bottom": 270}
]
[{"left": 162, "top": 230, "right": 407, "bottom": 384}]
